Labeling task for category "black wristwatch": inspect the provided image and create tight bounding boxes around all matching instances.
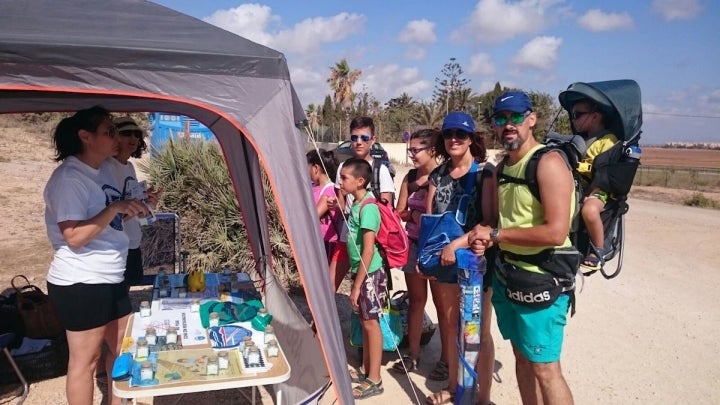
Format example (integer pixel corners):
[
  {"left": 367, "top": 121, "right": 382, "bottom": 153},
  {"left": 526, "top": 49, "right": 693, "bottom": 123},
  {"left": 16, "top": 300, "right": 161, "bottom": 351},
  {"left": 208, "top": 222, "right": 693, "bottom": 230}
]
[{"left": 490, "top": 228, "right": 500, "bottom": 244}]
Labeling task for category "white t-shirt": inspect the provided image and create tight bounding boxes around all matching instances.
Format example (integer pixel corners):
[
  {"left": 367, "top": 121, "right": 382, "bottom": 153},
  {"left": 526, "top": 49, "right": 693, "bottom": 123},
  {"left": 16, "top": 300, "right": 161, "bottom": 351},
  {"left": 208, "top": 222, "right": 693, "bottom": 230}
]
[
  {"left": 100, "top": 158, "right": 142, "bottom": 249},
  {"left": 44, "top": 156, "right": 129, "bottom": 285},
  {"left": 335, "top": 159, "right": 395, "bottom": 242}
]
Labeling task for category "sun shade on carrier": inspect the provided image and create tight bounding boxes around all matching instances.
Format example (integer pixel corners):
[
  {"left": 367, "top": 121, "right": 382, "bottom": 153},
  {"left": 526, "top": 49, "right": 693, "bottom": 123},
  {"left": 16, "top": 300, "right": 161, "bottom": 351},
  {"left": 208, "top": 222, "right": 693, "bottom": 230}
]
[
  {"left": 559, "top": 79, "right": 643, "bottom": 144},
  {"left": 557, "top": 79, "right": 644, "bottom": 280}
]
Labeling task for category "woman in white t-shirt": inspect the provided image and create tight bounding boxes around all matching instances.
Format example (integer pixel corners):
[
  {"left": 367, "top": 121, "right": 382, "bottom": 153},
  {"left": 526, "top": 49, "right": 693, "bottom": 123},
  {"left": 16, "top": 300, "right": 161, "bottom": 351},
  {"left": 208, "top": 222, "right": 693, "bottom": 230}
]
[
  {"left": 44, "top": 106, "right": 148, "bottom": 405},
  {"left": 101, "top": 115, "right": 159, "bottom": 287}
]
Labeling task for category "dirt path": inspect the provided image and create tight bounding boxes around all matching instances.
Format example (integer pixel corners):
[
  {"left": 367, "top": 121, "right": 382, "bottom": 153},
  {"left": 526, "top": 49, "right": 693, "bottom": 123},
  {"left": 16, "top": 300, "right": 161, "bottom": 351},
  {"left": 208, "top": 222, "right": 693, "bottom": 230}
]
[{"left": 1, "top": 135, "right": 719, "bottom": 403}]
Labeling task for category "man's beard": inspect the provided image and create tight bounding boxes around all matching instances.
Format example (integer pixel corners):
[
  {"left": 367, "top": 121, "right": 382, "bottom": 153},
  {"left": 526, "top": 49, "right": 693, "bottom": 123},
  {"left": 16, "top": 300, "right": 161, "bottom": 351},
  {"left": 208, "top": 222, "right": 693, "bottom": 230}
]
[{"left": 502, "top": 134, "right": 524, "bottom": 151}]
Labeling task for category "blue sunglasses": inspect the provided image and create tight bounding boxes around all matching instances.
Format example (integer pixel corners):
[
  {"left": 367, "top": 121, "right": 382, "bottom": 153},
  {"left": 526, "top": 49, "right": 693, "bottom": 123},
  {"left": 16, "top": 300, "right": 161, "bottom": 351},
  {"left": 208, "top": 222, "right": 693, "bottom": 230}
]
[{"left": 350, "top": 134, "right": 373, "bottom": 143}]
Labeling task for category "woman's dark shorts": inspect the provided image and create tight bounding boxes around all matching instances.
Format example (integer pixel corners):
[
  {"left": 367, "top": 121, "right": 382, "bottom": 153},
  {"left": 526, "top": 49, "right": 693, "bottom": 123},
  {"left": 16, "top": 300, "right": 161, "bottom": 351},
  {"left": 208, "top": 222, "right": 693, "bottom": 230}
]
[
  {"left": 124, "top": 248, "right": 144, "bottom": 286},
  {"left": 48, "top": 282, "right": 131, "bottom": 331}
]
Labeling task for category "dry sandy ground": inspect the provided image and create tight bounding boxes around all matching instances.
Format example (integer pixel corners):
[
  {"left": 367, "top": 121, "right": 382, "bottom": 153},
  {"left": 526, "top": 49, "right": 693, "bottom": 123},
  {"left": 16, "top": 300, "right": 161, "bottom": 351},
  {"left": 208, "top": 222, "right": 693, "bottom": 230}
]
[{"left": 1, "top": 128, "right": 719, "bottom": 404}]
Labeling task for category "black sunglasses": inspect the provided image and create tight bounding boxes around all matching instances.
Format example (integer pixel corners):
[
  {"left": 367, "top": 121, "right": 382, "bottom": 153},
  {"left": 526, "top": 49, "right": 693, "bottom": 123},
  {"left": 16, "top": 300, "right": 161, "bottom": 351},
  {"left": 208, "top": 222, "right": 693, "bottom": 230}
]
[
  {"left": 571, "top": 110, "right": 594, "bottom": 120},
  {"left": 442, "top": 129, "right": 471, "bottom": 140}
]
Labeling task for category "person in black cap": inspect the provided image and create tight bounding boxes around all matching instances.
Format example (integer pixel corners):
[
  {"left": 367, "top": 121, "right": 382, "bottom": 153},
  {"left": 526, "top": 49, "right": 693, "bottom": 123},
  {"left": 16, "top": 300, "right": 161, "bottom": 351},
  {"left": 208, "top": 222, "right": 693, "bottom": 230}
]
[{"left": 469, "top": 91, "right": 576, "bottom": 404}]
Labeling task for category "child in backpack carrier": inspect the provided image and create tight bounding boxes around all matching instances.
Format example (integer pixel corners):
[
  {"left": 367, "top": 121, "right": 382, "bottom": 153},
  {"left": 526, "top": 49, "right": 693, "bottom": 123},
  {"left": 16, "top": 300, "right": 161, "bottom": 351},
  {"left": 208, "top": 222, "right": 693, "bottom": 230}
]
[
  {"left": 571, "top": 99, "right": 618, "bottom": 270},
  {"left": 339, "top": 158, "right": 387, "bottom": 400}
]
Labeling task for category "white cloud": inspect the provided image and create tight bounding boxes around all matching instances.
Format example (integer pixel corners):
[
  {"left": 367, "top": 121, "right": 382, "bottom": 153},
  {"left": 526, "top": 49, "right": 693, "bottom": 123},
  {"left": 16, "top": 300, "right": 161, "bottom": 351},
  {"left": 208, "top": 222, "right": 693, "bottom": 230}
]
[
  {"left": 204, "top": 4, "right": 278, "bottom": 46},
  {"left": 356, "top": 64, "right": 431, "bottom": 102},
  {"left": 404, "top": 46, "right": 427, "bottom": 60},
  {"left": 398, "top": 19, "right": 437, "bottom": 44},
  {"left": 511, "top": 36, "right": 563, "bottom": 71},
  {"left": 651, "top": 0, "right": 702, "bottom": 21},
  {"left": 289, "top": 66, "right": 328, "bottom": 106},
  {"left": 467, "top": 53, "right": 496, "bottom": 76},
  {"left": 272, "top": 13, "right": 366, "bottom": 54},
  {"left": 204, "top": 5, "right": 366, "bottom": 55},
  {"left": 451, "top": 0, "right": 563, "bottom": 43},
  {"left": 577, "top": 9, "right": 634, "bottom": 31}
]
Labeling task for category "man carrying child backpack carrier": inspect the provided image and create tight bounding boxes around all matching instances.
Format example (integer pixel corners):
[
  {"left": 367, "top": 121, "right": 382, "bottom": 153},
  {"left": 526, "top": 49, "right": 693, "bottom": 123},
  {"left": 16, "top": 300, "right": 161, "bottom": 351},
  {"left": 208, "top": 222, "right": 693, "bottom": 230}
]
[{"left": 557, "top": 79, "right": 643, "bottom": 279}]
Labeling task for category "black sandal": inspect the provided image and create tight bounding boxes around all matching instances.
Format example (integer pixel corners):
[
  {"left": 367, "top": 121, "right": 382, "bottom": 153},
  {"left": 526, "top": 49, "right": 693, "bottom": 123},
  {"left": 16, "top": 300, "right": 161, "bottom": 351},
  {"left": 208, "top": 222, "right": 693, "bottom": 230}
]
[
  {"left": 348, "top": 366, "right": 365, "bottom": 383},
  {"left": 581, "top": 253, "right": 604, "bottom": 271},
  {"left": 390, "top": 355, "right": 418, "bottom": 373},
  {"left": 428, "top": 360, "right": 448, "bottom": 381},
  {"left": 353, "top": 378, "right": 384, "bottom": 399}
]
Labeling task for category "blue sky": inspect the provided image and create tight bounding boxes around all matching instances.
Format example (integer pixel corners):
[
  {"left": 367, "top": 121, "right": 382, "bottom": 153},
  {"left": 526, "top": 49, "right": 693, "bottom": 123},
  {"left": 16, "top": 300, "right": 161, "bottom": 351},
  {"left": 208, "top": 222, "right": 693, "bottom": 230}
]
[{"left": 152, "top": 0, "right": 720, "bottom": 144}]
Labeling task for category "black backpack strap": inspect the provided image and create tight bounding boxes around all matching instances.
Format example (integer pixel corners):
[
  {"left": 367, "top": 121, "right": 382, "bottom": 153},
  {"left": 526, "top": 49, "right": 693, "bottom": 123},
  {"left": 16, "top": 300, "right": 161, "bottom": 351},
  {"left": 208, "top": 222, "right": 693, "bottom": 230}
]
[
  {"left": 407, "top": 168, "right": 418, "bottom": 184},
  {"left": 496, "top": 151, "right": 542, "bottom": 202},
  {"left": 371, "top": 159, "right": 382, "bottom": 199},
  {"left": 497, "top": 147, "right": 571, "bottom": 203},
  {"left": 474, "top": 162, "right": 495, "bottom": 222}
]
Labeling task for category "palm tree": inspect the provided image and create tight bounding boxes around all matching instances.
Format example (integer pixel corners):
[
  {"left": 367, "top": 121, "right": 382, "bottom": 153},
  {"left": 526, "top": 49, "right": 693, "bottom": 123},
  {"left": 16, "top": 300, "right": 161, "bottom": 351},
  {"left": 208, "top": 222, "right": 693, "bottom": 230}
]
[
  {"left": 305, "top": 104, "right": 320, "bottom": 135},
  {"left": 414, "top": 102, "right": 444, "bottom": 128},
  {"left": 327, "top": 59, "right": 361, "bottom": 111}
]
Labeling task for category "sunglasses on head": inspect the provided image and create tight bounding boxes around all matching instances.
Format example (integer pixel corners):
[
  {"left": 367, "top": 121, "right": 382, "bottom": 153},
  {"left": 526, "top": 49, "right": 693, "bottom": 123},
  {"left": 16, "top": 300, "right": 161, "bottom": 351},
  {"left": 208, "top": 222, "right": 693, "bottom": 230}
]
[
  {"left": 350, "top": 134, "right": 373, "bottom": 143},
  {"left": 442, "top": 129, "right": 471, "bottom": 140},
  {"left": 118, "top": 130, "right": 143, "bottom": 139},
  {"left": 493, "top": 111, "right": 531, "bottom": 126}
]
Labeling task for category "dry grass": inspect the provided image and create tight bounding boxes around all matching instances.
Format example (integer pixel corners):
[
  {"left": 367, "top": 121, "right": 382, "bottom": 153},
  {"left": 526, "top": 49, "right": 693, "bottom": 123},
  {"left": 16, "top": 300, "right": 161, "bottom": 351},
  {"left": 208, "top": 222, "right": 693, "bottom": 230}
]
[{"left": 641, "top": 147, "right": 720, "bottom": 169}]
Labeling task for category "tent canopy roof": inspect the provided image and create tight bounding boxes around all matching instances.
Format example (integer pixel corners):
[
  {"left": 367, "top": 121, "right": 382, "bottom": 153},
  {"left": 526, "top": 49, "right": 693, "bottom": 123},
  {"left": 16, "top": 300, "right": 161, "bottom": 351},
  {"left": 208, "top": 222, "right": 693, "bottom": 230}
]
[{"left": 0, "top": 0, "right": 289, "bottom": 78}]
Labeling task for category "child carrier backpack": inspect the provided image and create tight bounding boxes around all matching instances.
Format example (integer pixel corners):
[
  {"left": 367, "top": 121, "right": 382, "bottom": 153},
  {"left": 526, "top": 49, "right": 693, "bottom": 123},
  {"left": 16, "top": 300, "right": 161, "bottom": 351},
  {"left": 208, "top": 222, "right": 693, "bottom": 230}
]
[
  {"left": 557, "top": 79, "right": 643, "bottom": 279},
  {"left": 360, "top": 197, "right": 410, "bottom": 270}
]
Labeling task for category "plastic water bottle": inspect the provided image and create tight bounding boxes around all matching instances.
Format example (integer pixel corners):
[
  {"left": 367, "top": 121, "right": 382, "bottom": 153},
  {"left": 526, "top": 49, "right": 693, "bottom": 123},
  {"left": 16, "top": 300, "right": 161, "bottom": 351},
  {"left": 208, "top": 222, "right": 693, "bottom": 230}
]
[{"left": 625, "top": 144, "right": 641, "bottom": 160}]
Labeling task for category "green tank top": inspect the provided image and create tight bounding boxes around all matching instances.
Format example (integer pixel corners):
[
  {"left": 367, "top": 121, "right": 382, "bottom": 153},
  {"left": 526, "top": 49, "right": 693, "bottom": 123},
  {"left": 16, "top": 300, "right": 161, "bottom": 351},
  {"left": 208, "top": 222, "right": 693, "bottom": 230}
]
[{"left": 498, "top": 145, "right": 574, "bottom": 273}]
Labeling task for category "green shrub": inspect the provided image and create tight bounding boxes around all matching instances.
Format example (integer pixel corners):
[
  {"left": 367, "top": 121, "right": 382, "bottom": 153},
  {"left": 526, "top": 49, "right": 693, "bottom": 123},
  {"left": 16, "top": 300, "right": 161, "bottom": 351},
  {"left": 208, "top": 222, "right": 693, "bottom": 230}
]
[
  {"left": 683, "top": 192, "right": 720, "bottom": 209},
  {"left": 138, "top": 139, "right": 300, "bottom": 289}
]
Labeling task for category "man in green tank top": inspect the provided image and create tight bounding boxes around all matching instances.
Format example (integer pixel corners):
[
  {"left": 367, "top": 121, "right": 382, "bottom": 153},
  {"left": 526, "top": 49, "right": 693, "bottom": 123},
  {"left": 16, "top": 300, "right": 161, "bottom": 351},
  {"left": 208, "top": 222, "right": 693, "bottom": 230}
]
[{"left": 469, "top": 91, "right": 576, "bottom": 405}]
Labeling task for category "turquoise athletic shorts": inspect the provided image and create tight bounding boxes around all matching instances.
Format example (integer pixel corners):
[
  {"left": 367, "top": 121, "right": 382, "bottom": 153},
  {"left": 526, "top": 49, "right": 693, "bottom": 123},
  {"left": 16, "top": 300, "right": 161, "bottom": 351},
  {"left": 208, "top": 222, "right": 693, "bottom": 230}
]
[{"left": 491, "top": 275, "right": 569, "bottom": 363}]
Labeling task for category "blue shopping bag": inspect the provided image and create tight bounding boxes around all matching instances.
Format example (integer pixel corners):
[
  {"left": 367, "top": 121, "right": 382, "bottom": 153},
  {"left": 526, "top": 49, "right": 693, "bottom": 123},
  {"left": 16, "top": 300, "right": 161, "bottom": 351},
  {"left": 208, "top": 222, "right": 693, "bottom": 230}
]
[
  {"left": 349, "top": 302, "right": 402, "bottom": 352},
  {"left": 417, "top": 210, "right": 469, "bottom": 283}
]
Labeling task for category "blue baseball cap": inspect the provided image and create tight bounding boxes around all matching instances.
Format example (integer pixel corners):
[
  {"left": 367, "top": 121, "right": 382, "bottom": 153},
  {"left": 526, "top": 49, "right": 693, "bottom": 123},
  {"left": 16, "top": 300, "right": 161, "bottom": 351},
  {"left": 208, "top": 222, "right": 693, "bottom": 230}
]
[
  {"left": 492, "top": 91, "right": 533, "bottom": 115},
  {"left": 442, "top": 112, "right": 475, "bottom": 132}
]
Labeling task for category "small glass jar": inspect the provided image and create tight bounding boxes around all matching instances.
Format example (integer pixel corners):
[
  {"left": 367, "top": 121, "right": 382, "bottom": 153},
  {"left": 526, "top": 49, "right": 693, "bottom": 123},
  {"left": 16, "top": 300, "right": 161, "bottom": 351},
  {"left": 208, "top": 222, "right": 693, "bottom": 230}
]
[
  {"left": 266, "top": 339, "right": 280, "bottom": 358},
  {"left": 243, "top": 341, "right": 256, "bottom": 359},
  {"left": 247, "top": 346, "right": 261, "bottom": 367},
  {"left": 177, "top": 287, "right": 187, "bottom": 298},
  {"left": 139, "top": 301, "right": 151, "bottom": 317},
  {"left": 145, "top": 327, "right": 157, "bottom": 346},
  {"left": 241, "top": 336, "right": 253, "bottom": 354},
  {"left": 165, "top": 326, "right": 178, "bottom": 345},
  {"left": 136, "top": 337, "right": 149, "bottom": 359},
  {"left": 209, "top": 312, "right": 220, "bottom": 328},
  {"left": 190, "top": 299, "right": 200, "bottom": 313},
  {"left": 218, "top": 350, "right": 230, "bottom": 370},
  {"left": 264, "top": 325, "right": 276, "bottom": 344},
  {"left": 140, "top": 361, "right": 154, "bottom": 382},
  {"left": 206, "top": 355, "right": 219, "bottom": 376},
  {"left": 230, "top": 279, "right": 240, "bottom": 294},
  {"left": 158, "top": 285, "right": 168, "bottom": 298}
]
